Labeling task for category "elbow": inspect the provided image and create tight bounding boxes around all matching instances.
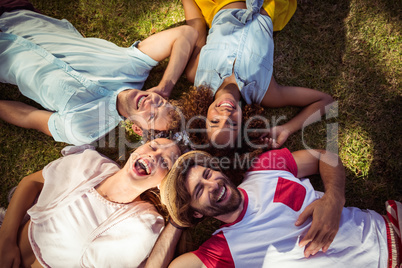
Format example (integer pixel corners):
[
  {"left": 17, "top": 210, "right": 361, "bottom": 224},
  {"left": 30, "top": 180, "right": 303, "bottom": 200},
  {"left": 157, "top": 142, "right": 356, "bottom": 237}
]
[
  {"left": 319, "top": 149, "right": 345, "bottom": 173},
  {"left": 181, "top": 25, "right": 199, "bottom": 47},
  {"left": 190, "top": 26, "right": 199, "bottom": 46},
  {"left": 322, "top": 92, "right": 334, "bottom": 106},
  {"left": 185, "top": 67, "right": 196, "bottom": 83},
  {"left": 186, "top": 18, "right": 207, "bottom": 40},
  {"left": 317, "top": 92, "right": 334, "bottom": 116},
  {"left": 19, "top": 172, "right": 44, "bottom": 193}
]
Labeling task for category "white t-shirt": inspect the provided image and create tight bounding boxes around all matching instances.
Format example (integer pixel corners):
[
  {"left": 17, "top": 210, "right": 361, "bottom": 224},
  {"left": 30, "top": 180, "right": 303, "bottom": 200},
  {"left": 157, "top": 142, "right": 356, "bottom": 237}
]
[
  {"left": 193, "top": 148, "right": 388, "bottom": 267},
  {"left": 27, "top": 145, "right": 165, "bottom": 267}
]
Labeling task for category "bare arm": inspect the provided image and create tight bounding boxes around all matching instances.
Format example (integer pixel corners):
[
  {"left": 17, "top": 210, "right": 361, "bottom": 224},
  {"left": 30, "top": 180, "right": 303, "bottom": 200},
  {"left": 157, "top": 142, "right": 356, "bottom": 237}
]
[
  {"left": 260, "top": 77, "right": 334, "bottom": 148},
  {"left": 145, "top": 218, "right": 205, "bottom": 268},
  {"left": 31, "top": 259, "right": 43, "bottom": 268},
  {"left": 291, "top": 149, "right": 345, "bottom": 258},
  {"left": 0, "top": 171, "right": 44, "bottom": 268},
  {"left": 137, "top": 25, "right": 198, "bottom": 98},
  {"left": 181, "top": 0, "right": 208, "bottom": 83},
  {"left": 145, "top": 221, "right": 184, "bottom": 268},
  {"left": 169, "top": 252, "right": 205, "bottom": 268},
  {"left": 0, "top": 100, "right": 52, "bottom": 136}
]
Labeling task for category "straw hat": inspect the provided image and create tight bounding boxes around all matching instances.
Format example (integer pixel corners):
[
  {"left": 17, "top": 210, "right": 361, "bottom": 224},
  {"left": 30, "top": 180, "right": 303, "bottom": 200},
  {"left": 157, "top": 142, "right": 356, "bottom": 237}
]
[{"left": 160, "top": 150, "right": 213, "bottom": 227}]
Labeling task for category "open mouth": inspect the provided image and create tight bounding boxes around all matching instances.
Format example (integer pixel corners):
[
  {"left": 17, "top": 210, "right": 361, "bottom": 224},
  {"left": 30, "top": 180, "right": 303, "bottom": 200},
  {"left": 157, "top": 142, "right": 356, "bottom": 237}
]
[
  {"left": 137, "top": 95, "right": 146, "bottom": 110},
  {"left": 134, "top": 158, "right": 151, "bottom": 175},
  {"left": 217, "top": 100, "right": 235, "bottom": 109},
  {"left": 216, "top": 185, "right": 227, "bottom": 203}
]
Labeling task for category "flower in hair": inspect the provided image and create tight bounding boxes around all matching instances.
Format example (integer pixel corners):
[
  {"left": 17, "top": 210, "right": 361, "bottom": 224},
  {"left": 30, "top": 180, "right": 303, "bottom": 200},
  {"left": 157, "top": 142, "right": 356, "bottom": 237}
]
[{"left": 173, "top": 130, "right": 190, "bottom": 146}]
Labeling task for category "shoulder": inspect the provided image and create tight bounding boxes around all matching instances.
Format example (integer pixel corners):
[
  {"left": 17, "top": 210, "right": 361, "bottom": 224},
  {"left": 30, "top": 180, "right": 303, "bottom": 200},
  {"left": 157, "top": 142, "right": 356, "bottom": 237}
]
[
  {"left": 192, "top": 231, "right": 235, "bottom": 267},
  {"left": 43, "top": 145, "right": 119, "bottom": 184},
  {"left": 248, "top": 148, "right": 297, "bottom": 176},
  {"left": 49, "top": 145, "right": 116, "bottom": 168}
]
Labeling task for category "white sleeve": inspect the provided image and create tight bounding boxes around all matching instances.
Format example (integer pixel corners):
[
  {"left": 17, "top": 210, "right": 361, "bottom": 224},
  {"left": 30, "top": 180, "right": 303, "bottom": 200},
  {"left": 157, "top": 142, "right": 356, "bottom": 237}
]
[{"left": 28, "top": 147, "right": 119, "bottom": 222}]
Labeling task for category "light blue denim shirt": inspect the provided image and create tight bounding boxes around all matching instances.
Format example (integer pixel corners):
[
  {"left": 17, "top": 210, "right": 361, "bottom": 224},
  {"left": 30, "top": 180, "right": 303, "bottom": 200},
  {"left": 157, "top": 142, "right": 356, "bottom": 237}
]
[
  {"left": 0, "top": 10, "right": 158, "bottom": 145},
  {"left": 194, "top": 1, "right": 274, "bottom": 105}
]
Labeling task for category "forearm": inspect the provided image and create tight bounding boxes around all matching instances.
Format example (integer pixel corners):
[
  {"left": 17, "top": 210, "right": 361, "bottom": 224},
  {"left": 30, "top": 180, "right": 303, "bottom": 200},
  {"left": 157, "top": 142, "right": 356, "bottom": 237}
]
[
  {"left": 181, "top": 0, "right": 207, "bottom": 82},
  {"left": 0, "top": 171, "right": 44, "bottom": 241},
  {"left": 280, "top": 94, "right": 334, "bottom": 135},
  {"left": 296, "top": 149, "right": 345, "bottom": 200},
  {"left": 293, "top": 150, "right": 345, "bottom": 255},
  {"left": 157, "top": 26, "right": 197, "bottom": 96},
  {"left": 262, "top": 78, "right": 334, "bottom": 135},
  {"left": 317, "top": 151, "right": 345, "bottom": 205},
  {"left": 145, "top": 221, "right": 184, "bottom": 268},
  {"left": 0, "top": 100, "right": 37, "bottom": 128},
  {"left": 0, "top": 100, "right": 52, "bottom": 135}
]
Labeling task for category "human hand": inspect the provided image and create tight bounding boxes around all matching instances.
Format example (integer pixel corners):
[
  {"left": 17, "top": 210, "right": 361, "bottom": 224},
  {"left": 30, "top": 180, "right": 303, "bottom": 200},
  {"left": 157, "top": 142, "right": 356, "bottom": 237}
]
[
  {"left": 260, "top": 126, "right": 291, "bottom": 149},
  {"left": 295, "top": 195, "right": 343, "bottom": 258},
  {"left": 0, "top": 234, "right": 21, "bottom": 268},
  {"left": 146, "top": 86, "right": 170, "bottom": 99}
]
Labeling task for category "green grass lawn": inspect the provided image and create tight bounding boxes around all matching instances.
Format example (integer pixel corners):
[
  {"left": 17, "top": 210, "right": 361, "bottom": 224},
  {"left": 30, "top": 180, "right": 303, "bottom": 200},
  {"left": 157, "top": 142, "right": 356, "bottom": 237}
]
[{"left": 0, "top": 0, "right": 401, "bottom": 250}]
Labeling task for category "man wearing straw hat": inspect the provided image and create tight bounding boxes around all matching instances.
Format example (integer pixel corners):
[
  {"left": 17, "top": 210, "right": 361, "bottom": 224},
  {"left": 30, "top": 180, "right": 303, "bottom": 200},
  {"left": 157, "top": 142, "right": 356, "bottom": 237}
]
[{"left": 146, "top": 149, "right": 401, "bottom": 268}]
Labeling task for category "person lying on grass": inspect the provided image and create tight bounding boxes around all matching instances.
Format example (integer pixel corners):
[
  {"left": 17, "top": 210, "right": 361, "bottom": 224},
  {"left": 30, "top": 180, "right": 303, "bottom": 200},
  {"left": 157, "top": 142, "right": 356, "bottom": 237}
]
[
  {"left": 145, "top": 149, "right": 401, "bottom": 268},
  {"left": 0, "top": 138, "right": 184, "bottom": 267},
  {"left": 0, "top": 1, "right": 197, "bottom": 145},
  {"left": 177, "top": 0, "right": 333, "bottom": 151}
]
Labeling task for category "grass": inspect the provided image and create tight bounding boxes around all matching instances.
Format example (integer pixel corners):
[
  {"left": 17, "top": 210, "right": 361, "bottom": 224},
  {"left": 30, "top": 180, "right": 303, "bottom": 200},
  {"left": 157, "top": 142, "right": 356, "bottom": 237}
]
[{"left": 0, "top": 0, "right": 401, "bottom": 251}]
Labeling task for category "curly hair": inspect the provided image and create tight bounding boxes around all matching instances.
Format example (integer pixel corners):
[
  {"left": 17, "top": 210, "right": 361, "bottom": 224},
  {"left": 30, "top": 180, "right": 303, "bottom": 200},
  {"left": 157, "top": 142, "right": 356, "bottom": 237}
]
[
  {"left": 167, "top": 85, "right": 270, "bottom": 183},
  {"left": 174, "top": 85, "right": 213, "bottom": 148},
  {"left": 140, "top": 86, "right": 272, "bottom": 185}
]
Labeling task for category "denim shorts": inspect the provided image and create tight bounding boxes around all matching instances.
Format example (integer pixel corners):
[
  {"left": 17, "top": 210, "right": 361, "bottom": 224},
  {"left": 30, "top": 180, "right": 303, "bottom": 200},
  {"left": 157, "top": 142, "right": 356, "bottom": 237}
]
[{"left": 195, "top": 8, "right": 274, "bottom": 104}]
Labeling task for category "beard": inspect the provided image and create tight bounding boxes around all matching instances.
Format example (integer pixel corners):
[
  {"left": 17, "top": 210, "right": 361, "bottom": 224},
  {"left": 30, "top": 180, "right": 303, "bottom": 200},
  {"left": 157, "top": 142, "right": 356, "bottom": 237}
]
[{"left": 196, "top": 179, "right": 242, "bottom": 218}]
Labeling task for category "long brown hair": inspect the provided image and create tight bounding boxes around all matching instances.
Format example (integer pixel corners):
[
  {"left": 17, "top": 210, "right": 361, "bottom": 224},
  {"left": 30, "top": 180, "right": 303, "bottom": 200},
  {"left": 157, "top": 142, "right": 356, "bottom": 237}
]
[{"left": 140, "top": 187, "right": 169, "bottom": 222}]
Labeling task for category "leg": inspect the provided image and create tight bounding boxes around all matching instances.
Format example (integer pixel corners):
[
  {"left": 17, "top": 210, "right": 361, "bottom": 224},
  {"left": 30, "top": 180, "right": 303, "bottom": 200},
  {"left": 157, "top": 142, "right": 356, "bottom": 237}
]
[
  {"left": 181, "top": 0, "right": 208, "bottom": 82},
  {"left": 0, "top": 100, "right": 52, "bottom": 136}
]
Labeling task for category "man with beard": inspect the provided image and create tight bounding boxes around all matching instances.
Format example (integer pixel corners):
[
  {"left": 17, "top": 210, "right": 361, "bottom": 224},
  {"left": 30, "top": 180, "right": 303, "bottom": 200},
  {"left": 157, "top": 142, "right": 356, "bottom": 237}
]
[{"left": 144, "top": 149, "right": 401, "bottom": 268}]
